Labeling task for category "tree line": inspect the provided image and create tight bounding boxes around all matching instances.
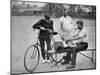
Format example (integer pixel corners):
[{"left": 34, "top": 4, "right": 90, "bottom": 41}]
[{"left": 12, "top": 1, "right": 96, "bottom": 19}]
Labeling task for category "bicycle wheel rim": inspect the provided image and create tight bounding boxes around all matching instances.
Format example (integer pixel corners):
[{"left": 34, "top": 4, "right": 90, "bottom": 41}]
[
  {"left": 50, "top": 44, "right": 64, "bottom": 63},
  {"left": 24, "top": 45, "right": 40, "bottom": 73},
  {"left": 51, "top": 53, "right": 64, "bottom": 63}
]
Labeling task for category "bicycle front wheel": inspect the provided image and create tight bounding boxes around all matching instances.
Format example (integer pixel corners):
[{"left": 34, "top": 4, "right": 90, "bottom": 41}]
[{"left": 24, "top": 45, "right": 40, "bottom": 73}]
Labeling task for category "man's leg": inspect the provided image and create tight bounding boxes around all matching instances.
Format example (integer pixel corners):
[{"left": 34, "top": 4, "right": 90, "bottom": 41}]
[
  {"left": 61, "top": 52, "right": 72, "bottom": 64},
  {"left": 70, "top": 49, "right": 77, "bottom": 67},
  {"left": 45, "top": 37, "right": 51, "bottom": 60},
  {"left": 61, "top": 47, "right": 72, "bottom": 65},
  {"left": 67, "top": 43, "right": 88, "bottom": 68},
  {"left": 39, "top": 37, "right": 45, "bottom": 60},
  {"left": 66, "top": 52, "right": 72, "bottom": 61}
]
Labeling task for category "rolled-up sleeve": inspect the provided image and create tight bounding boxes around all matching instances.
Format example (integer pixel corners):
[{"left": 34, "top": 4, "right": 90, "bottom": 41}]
[{"left": 32, "top": 19, "right": 41, "bottom": 29}]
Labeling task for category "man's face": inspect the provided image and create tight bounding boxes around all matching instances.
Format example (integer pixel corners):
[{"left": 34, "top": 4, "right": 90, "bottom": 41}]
[
  {"left": 63, "top": 9, "right": 68, "bottom": 17},
  {"left": 45, "top": 19, "right": 49, "bottom": 22},
  {"left": 78, "top": 24, "right": 83, "bottom": 30},
  {"left": 45, "top": 18, "right": 51, "bottom": 23}
]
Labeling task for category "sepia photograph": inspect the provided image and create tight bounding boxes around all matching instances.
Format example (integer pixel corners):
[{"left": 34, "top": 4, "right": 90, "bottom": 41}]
[{"left": 11, "top": 0, "right": 96, "bottom": 74}]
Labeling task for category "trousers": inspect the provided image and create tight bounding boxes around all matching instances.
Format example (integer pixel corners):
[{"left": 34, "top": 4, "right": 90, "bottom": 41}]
[
  {"left": 57, "top": 42, "right": 88, "bottom": 65},
  {"left": 39, "top": 37, "right": 51, "bottom": 60}
]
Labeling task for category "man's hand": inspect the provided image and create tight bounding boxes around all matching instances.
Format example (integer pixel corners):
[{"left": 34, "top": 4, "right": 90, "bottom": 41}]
[
  {"left": 66, "top": 39, "right": 71, "bottom": 44},
  {"left": 58, "top": 32, "right": 64, "bottom": 41},
  {"left": 49, "top": 30, "right": 53, "bottom": 33},
  {"left": 61, "top": 36, "right": 64, "bottom": 41},
  {"left": 40, "top": 27, "right": 45, "bottom": 30}
]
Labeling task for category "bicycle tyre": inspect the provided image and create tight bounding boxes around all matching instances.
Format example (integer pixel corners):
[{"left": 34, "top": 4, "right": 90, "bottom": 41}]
[
  {"left": 50, "top": 43, "right": 64, "bottom": 63},
  {"left": 50, "top": 53, "right": 64, "bottom": 63},
  {"left": 24, "top": 45, "right": 40, "bottom": 73}
]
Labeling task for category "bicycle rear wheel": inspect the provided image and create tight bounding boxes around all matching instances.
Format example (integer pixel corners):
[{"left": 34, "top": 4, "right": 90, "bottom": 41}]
[
  {"left": 24, "top": 45, "right": 40, "bottom": 73},
  {"left": 50, "top": 42, "right": 64, "bottom": 63},
  {"left": 50, "top": 52, "right": 64, "bottom": 63}
]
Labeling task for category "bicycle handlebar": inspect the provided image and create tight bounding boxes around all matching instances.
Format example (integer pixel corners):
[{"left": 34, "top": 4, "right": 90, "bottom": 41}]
[{"left": 33, "top": 28, "right": 58, "bottom": 35}]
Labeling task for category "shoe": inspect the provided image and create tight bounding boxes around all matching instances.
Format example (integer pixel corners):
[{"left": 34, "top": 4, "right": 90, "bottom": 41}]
[
  {"left": 48, "top": 50, "right": 55, "bottom": 54},
  {"left": 67, "top": 64, "right": 75, "bottom": 69},
  {"left": 42, "top": 59, "right": 47, "bottom": 64},
  {"left": 42, "top": 59, "right": 51, "bottom": 64},
  {"left": 61, "top": 60, "right": 70, "bottom": 65},
  {"left": 46, "top": 60, "right": 51, "bottom": 63}
]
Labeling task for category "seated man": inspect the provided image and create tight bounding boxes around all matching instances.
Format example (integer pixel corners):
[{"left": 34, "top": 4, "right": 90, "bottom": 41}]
[{"left": 57, "top": 20, "right": 88, "bottom": 68}]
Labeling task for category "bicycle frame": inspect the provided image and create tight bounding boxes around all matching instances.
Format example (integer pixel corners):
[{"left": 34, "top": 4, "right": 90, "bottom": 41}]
[
  {"left": 33, "top": 29, "right": 56, "bottom": 49},
  {"left": 33, "top": 29, "right": 64, "bottom": 64}
]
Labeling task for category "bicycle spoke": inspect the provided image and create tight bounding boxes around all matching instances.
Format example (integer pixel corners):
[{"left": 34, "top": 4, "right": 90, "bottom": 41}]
[
  {"left": 24, "top": 45, "right": 40, "bottom": 73},
  {"left": 50, "top": 42, "right": 64, "bottom": 63},
  {"left": 31, "top": 47, "right": 38, "bottom": 59}
]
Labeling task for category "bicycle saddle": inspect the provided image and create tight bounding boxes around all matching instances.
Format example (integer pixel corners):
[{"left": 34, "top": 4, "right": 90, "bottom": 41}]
[{"left": 52, "top": 32, "right": 58, "bottom": 35}]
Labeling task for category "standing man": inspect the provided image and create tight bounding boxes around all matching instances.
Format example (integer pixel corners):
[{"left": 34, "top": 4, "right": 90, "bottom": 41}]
[
  {"left": 59, "top": 8, "right": 76, "bottom": 64},
  {"left": 32, "top": 14, "right": 53, "bottom": 63}
]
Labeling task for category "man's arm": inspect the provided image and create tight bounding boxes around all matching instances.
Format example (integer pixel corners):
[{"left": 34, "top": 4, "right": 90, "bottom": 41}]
[
  {"left": 70, "top": 32, "right": 79, "bottom": 40},
  {"left": 70, "top": 31, "right": 87, "bottom": 41},
  {"left": 59, "top": 20, "right": 64, "bottom": 40},
  {"left": 68, "top": 16, "right": 73, "bottom": 25},
  {"left": 49, "top": 20, "right": 54, "bottom": 32},
  {"left": 71, "top": 36, "right": 81, "bottom": 41},
  {"left": 32, "top": 19, "right": 41, "bottom": 29}
]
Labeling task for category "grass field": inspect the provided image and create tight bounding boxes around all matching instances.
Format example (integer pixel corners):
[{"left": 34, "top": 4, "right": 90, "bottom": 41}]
[{"left": 11, "top": 16, "right": 96, "bottom": 74}]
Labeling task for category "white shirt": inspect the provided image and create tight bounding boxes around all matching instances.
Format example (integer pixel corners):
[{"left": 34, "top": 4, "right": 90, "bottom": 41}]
[
  {"left": 72, "top": 28, "right": 88, "bottom": 44},
  {"left": 66, "top": 28, "right": 88, "bottom": 47},
  {"left": 59, "top": 16, "right": 75, "bottom": 41},
  {"left": 59, "top": 16, "right": 74, "bottom": 31},
  {"left": 78, "top": 28, "right": 88, "bottom": 42}
]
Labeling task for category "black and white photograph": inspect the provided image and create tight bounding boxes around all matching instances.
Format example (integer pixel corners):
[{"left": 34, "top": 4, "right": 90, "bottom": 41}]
[{"left": 11, "top": 0, "right": 96, "bottom": 74}]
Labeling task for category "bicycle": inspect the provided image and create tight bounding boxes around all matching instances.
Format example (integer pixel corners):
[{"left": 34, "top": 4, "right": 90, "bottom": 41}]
[{"left": 24, "top": 29, "right": 64, "bottom": 73}]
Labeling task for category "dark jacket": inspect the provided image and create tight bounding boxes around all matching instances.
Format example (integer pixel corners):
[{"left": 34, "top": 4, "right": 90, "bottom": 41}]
[{"left": 32, "top": 19, "right": 53, "bottom": 38}]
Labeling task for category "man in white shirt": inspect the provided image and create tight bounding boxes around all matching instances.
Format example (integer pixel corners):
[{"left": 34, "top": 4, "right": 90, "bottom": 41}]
[
  {"left": 58, "top": 8, "right": 76, "bottom": 64},
  {"left": 59, "top": 8, "right": 75, "bottom": 41}
]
